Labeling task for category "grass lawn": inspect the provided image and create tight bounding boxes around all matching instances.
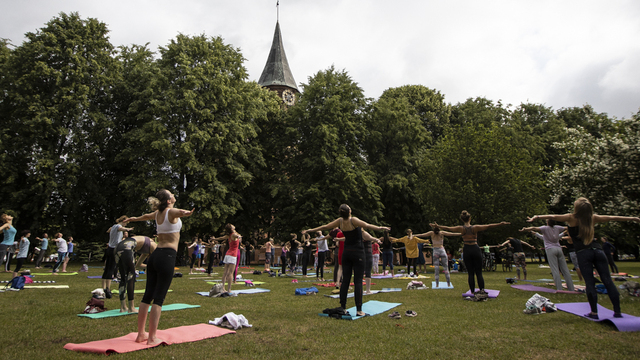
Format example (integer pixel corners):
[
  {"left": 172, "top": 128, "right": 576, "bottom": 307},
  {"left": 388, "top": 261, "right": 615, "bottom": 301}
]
[{"left": 1, "top": 260, "right": 639, "bottom": 359}]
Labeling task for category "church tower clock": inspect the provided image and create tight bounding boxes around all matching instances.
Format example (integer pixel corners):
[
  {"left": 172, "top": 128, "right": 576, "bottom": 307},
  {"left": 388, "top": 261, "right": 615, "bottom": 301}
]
[{"left": 258, "top": 15, "right": 299, "bottom": 106}]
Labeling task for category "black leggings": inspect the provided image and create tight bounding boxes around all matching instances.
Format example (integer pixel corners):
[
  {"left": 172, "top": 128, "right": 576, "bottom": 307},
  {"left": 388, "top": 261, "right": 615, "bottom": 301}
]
[
  {"left": 605, "top": 252, "right": 618, "bottom": 274},
  {"left": 206, "top": 251, "right": 215, "bottom": 274},
  {"left": 301, "top": 251, "right": 311, "bottom": 275},
  {"left": 340, "top": 249, "right": 365, "bottom": 311},
  {"left": 316, "top": 251, "right": 326, "bottom": 279},
  {"left": 288, "top": 251, "right": 297, "bottom": 271},
  {"left": 102, "top": 247, "right": 117, "bottom": 279},
  {"left": 115, "top": 249, "right": 136, "bottom": 301},
  {"left": 13, "top": 258, "right": 26, "bottom": 273},
  {"left": 141, "top": 248, "right": 176, "bottom": 307},
  {"left": 406, "top": 258, "right": 417, "bottom": 275},
  {"left": 578, "top": 248, "right": 620, "bottom": 314},
  {"left": 463, "top": 244, "right": 484, "bottom": 292}
]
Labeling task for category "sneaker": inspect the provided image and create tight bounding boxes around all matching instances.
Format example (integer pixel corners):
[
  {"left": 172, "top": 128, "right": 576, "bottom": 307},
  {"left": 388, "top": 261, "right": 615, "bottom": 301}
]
[
  {"left": 104, "top": 288, "right": 112, "bottom": 299},
  {"left": 389, "top": 311, "right": 401, "bottom": 319},
  {"left": 523, "top": 306, "right": 541, "bottom": 315},
  {"left": 405, "top": 310, "right": 417, "bottom": 317}
]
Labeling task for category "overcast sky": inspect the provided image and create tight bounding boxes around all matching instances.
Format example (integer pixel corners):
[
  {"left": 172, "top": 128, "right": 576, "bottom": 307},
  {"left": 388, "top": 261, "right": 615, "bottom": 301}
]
[{"left": 2, "top": 0, "right": 639, "bottom": 119}]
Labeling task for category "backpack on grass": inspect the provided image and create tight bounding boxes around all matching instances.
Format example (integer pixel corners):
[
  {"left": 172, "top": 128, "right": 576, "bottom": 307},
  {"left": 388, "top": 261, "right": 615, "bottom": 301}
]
[{"left": 5, "top": 276, "right": 26, "bottom": 290}]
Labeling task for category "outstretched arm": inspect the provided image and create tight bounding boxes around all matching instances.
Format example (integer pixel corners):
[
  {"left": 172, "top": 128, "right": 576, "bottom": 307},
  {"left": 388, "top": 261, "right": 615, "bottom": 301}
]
[
  {"left": 520, "top": 226, "right": 541, "bottom": 232},
  {"left": 520, "top": 240, "right": 536, "bottom": 249},
  {"left": 441, "top": 231, "right": 461, "bottom": 237},
  {"left": 527, "top": 214, "right": 572, "bottom": 223},
  {"left": 593, "top": 215, "right": 640, "bottom": 224},
  {"left": 413, "top": 231, "right": 433, "bottom": 238},
  {"left": 473, "top": 222, "right": 510, "bottom": 232},
  {"left": 169, "top": 208, "right": 195, "bottom": 219},
  {"left": 351, "top": 217, "right": 390, "bottom": 233},
  {"left": 429, "top": 223, "right": 463, "bottom": 233},
  {"left": 125, "top": 212, "right": 156, "bottom": 223},
  {"left": 302, "top": 218, "right": 341, "bottom": 235}
]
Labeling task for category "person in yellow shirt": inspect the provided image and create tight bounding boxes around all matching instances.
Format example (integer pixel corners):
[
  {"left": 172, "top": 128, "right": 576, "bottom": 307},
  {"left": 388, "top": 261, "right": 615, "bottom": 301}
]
[{"left": 391, "top": 229, "right": 431, "bottom": 276}]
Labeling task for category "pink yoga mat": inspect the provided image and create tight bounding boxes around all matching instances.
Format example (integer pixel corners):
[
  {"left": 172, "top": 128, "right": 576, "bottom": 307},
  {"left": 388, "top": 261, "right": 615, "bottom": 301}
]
[
  {"left": 556, "top": 302, "right": 640, "bottom": 332},
  {"left": 64, "top": 323, "right": 235, "bottom": 354}
]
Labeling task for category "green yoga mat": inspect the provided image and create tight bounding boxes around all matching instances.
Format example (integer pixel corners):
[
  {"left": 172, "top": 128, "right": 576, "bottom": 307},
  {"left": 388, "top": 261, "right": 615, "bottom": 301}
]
[
  {"left": 32, "top": 272, "right": 78, "bottom": 276},
  {"left": 319, "top": 300, "right": 402, "bottom": 320},
  {"left": 111, "top": 289, "right": 173, "bottom": 295},
  {"left": 78, "top": 303, "right": 199, "bottom": 319}
]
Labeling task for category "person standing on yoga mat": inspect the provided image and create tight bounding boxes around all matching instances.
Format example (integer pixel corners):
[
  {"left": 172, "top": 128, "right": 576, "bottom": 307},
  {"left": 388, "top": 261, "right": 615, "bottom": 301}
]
[
  {"left": 414, "top": 226, "right": 461, "bottom": 288},
  {"left": 311, "top": 231, "right": 329, "bottom": 281},
  {"left": 432, "top": 211, "right": 509, "bottom": 299},
  {"left": 287, "top": 234, "right": 301, "bottom": 274},
  {"left": 115, "top": 235, "right": 157, "bottom": 313},
  {"left": 210, "top": 224, "right": 241, "bottom": 294},
  {"left": 391, "top": 229, "right": 431, "bottom": 276},
  {"left": 0, "top": 213, "right": 17, "bottom": 272},
  {"left": 103, "top": 216, "right": 133, "bottom": 298},
  {"left": 303, "top": 204, "right": 389, "bottom": 317},
  {"left": 301, "top": 233, "right": 314, "bottom": 277},
  {"left": 520, "top": 220, "right": 574, "bottom": 291},
  {"left": 124, "top": 189, "right": 194, "bottom": 345},
  {"left": 261, "top": 238, "right": 274, "bottom": 272},
  {"left": 528, "top": 197, "right": 639, "bottom": 319},
  {"left": 361, "top": 230, "right": 382, "bottom": 294},
  {"left": 12, "top": 230, "right": 30, "bottom": 278},
  {"left": 380, "top": 230, "right": 395, "bottom": 276},
  {"left": 34, "top": 233, "right": 49, "bottom": 269}
]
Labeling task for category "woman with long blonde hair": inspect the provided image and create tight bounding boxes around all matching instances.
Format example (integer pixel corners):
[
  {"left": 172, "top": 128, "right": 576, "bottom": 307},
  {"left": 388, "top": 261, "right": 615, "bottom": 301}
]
[{"left": 528, "top": 197, "right": 639, "bottom": 318}]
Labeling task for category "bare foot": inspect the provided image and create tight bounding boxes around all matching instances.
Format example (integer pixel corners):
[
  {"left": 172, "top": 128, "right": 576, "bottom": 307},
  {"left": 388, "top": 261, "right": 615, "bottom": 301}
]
[
  {"left": 356, "top": 311, "right": 365, "bottom": 316},
  {"left": 135, "top": 333, "right": 148, "bottom": 343},
  {"left": 147, "top": 337, "right": 163, "bottom": 346},
  {"left": 120, "top": 308, "right": 128, "bottom": 313},
  {"left": 128, "top": 308, "right": 139, "bottom": 314},
  {"left": 365, "top": 291, "right": 372, "bottom": 295}
]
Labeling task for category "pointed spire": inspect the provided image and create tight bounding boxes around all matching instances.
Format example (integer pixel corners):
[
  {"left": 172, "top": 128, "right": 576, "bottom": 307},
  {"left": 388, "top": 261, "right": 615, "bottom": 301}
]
[{"left": 258, "top": 21, "right": 298, "bottom": 91}]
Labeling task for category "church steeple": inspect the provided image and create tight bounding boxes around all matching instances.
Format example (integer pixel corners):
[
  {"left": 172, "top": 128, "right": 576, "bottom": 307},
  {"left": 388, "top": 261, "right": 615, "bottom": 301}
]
[{"left": 258, "top": 20, "right": 298, "bottom": 106}]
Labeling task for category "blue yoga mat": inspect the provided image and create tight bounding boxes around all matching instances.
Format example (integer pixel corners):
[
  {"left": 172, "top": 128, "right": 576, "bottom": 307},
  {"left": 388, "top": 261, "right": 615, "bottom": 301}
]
[
  {"left": 432, "top": 282, "right": 454, "bottom": 289},
  {"left": 319, "top": 300, "right": 401, "bottom": 320}
]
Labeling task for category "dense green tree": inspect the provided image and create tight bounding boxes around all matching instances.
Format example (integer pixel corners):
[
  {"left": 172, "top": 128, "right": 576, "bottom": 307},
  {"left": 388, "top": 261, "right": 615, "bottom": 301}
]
[
  {"left": 0, "top": 12, "right": 118, "bottom": 240},
  {"left": 556, "top": 105, "right": 616, "bottom": 138},
  {"left": 119, "top": 34, "right": 272, "bottom": 237},
  {"left": 365, "top": 95, "right": 428, "bottom": 234},
  {"left": 377, "top": 85, "right": 451, "bottom": 144},
  {"left": 417, "top": 121, "right": 547, "bottom": 245},
  {"left": 275, "top": 66, "right": 383, "bottom": 234}
]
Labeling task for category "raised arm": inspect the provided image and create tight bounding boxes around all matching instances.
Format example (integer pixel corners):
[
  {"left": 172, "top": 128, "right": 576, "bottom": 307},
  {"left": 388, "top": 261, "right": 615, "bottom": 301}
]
[
  {"left": 413, "top": 231, "right": 433, "bottom": 238},
  {"left": 125, "top": 212, "right": 157, "bottom": 223},
  {"left": 169, "top": 207, "right": 195, "bottom": 220},
  {"left": 351, "top": 217, "right": 390, "bottom": 233},
  {"left": 520, "top": 226, "right": 541, "bottom": 232},
  {"left": 520, "top": 240, "right": 536, "bottom": 249},
  {"left": 527, "top": 214, "right": 572, "bottom": 223},
  {"left": 473, "top": 221, "right": 510, "bottom": 232},
  {"left": 302, "top": 218, "right": 342, "bottom": 234},
  {"left": 593, "top": 215, "right": 640, "bottom": 224},
  {"left": 429, "top": 223, "right": 463, "bottom": 233},
  {"left": 441, "top": 231, "right": 461, "bottom": 237}
]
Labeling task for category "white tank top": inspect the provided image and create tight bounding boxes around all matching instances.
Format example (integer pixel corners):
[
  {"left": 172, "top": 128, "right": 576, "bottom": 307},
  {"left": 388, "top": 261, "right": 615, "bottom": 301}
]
[{"left": 156, "top": 209, "right": 182, "bottom": 234}]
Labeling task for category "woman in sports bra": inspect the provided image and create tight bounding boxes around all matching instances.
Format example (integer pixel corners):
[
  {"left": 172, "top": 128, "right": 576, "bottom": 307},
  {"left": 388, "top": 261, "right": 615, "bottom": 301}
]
[
  {"left": 432, "top": 211, "right": 509, "bottom": 299},
  {"left": 303, "top": 204, "right": 390, "bottom": 316},
  {"left": 124, "top": 189, "right": 194, "bottom": 346},
  {"left": 414, "top": 226, "right": 461, "bottom": 288},
  {"left": 210, "top": 223, "right": 241, "bottom": 294},
  {"left": 115, "top": 235, "right": 157, "bottom": 313},
  {"left": 528, "top": 197, "right": 639, "bottom": 319}
]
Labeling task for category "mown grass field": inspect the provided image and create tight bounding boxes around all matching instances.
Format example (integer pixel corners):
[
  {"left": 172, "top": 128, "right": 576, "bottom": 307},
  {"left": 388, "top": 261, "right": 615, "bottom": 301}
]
[{"left": 1, "top": 259, "right": 639, "bottom": 360}]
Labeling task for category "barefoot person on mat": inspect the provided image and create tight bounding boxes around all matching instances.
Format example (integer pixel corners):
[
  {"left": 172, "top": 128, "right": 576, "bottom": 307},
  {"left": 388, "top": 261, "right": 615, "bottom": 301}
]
[
  {"left": 303, "top": 204, "right": 389, "bottom": 317},
  {"left": 125, "top": 189, "right": 194, "bottom": 345}
]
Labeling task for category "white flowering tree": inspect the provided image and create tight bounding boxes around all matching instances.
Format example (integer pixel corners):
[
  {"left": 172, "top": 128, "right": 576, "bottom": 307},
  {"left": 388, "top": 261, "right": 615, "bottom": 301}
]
[{"left": 547, "top": 114, "right": 640, "bottom": 253}]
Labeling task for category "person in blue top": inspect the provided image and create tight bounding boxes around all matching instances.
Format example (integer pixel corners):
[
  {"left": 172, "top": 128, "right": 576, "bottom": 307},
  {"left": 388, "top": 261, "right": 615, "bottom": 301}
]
[
  {"left": 62, "top": 236, "right": 74, "bottom": 272},
  {"left": 1, "top": 213, "right": 18, "bottom": 271},
  {"left": 12, "top": 230, "right": 30, "bottom": 278},
  {"left": 35, "top": 233, "right": 49, "bottom": 269}
]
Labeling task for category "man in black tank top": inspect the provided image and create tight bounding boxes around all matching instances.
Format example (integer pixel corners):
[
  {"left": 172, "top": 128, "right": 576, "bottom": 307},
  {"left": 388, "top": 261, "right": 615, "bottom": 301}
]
[{"left": 499, "top": 237, "right": 535, "bottom": 280}]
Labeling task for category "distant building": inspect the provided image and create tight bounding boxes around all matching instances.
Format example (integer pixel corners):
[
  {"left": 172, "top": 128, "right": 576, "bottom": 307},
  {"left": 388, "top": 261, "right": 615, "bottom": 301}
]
[{"left": 258, "top": 21, "right": 299, "bottom": 107}]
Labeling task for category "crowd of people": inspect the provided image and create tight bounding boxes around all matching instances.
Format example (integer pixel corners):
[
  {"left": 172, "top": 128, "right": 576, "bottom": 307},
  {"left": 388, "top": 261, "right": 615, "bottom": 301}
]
[{"left": 2, "top": 193, "right": 638, "bottom": 343}]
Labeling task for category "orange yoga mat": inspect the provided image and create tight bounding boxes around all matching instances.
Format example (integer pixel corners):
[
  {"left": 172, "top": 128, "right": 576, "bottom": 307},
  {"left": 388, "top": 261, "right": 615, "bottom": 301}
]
[{"left": 64, "top": 323, "right": 235, "bottom": 354}]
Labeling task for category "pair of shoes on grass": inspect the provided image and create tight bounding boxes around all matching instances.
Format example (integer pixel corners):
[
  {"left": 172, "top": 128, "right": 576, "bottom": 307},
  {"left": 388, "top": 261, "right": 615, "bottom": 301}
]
[{"left": 389, "top": 310, "right": 417, "bottom": 319}]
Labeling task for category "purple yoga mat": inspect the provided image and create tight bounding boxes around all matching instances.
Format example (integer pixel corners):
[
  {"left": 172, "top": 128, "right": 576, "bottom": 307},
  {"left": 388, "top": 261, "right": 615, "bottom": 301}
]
[
  {"left": 556, "top": 302, "right": 640, "bottom": 332},
  {"left": 87, "top": 276, "right": 102, "bottom": 279},
  {"left": 511, "top": 284, "right": 557, "bottom": 293},
  {"left": 371, "top": 274, "right": 393, "bottom": 279},
  {"left": 462, "top": 289, "right": 500, "bottom": 298}
]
